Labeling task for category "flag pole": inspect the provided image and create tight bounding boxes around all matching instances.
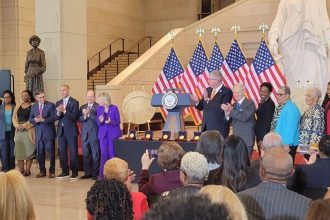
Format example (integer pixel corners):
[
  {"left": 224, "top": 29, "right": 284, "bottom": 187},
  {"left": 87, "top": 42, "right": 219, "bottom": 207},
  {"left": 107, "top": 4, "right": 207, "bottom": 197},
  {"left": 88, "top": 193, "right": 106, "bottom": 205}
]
[
  {"left": 231, "top": 24, "right": 240, "bottom": 39},
  {"left": 258, "top": 23, "right": 269, "bottom": 40},
  {"left": 211, "top": 27, "right": 220, "bottom": 43}
]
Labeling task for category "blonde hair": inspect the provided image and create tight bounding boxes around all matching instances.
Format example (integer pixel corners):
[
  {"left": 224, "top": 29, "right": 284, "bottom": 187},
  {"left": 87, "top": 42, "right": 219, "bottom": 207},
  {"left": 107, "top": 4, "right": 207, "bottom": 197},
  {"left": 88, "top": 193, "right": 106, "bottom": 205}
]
[
  {"left": 98, "top": 93, "right": 112, "bottom": 106},
  {"left": 200, "top": 185, "right": 248, "bottom": 220},
  {"left": 0, "top": 170, "right": 36, "bottom": 220},
  {"left": 103, "top": 157, "right": 128, "bottom": 183}
]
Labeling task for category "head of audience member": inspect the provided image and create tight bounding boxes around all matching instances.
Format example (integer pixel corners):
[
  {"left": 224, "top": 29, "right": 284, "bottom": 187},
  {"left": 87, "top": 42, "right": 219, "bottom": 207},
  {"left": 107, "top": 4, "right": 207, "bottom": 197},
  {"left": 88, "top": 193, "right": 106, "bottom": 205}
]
[
  {"left": 21, "top": 90, "right": 35, "bottom": 103},
  {"left": 319, "top": 135, "right": 330, "bottom": 158},
  {"left": 2, "top": 90, "right": 15, "bottom": 105},
  {"left": 259, "top": 82, "right": 273, "bottom": 102},
  {"left": 59, "top": 85, "right": 70, "bottom": 99},
  {"left": 86, "top": 179, "right": 133, "bottom": 220},
  {"left": 276, "top": 86, "right": 290, "bottom": 105},
  {"left": 97, "top": 93, "right": 111, "bottom": 107},
  {"left": 220, "top": 135, "right": 250, "bottom": 192},
  {"left": 260, "top": 132, "right": 283, "bottom": 158},
  {"left": 208, "top": 70, "right": 223, "bottom": 89},
  {"left": 179, "top": 152, "right": 208, "bottom": 186},
  {"left": 0, "top": 170, "right": 36, "bottom": 220},
  {"left": 196, "top": 130, "right": 224, "bottom": 167},
  {"left": 35, "top": 90, "right": 46, "bottom": 105},
  {"left": 142, "top": 194, "right": 230, "bottom": 220},
  {"left": 260, "top": 147, "right": 293, "bottom": 184},
  {"left": 306, "top": 199, "right": 330, "bottom": 220},
  {"left": 233, "top": 83, "right": 245, "bottom": 102},
  {"left": 321, "top": 81, "right": 330, "bottom": 108},
  {"left": 200, "top": 185, "right": 248, "bottom": 220},
  {"left": 157, "top": 142, "right": 185, "bottom": 171},
  {"left": 103, "top": 157, "right": 131, "bottom": 190},
  {"left": 305, "top": 87, "right": 322, "bottom": 107},
  {"left": 86, "top": 90, "right": 96, "bottom": 105}
]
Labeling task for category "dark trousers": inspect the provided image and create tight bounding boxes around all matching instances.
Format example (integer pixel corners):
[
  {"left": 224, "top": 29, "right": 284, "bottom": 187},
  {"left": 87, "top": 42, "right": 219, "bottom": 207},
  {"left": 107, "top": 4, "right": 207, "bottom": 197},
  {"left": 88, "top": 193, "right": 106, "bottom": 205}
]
[
  {"left": 37, "top": 138, "right": 55, "bottom": 174},
  {"left": 289, "top": 146, "right": 298, "bottom": 163},
  {"left": 58, "top": 133, "right": 78, "bottom": 174},
  {"left": 0, "top": 131, "right": 15, "bottom": 171},
  {"left": 82, "top": 139, "right": 100, "bottom": 178}
]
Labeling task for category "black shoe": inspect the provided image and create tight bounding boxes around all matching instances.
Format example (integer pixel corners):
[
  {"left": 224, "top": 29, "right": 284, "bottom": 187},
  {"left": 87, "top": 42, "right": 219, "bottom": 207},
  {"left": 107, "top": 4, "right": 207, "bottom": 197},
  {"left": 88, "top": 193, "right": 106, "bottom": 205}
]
[
  {"left": 92, "top": 176, "right": 98, "bottom": 180},
  {"left": 56, "top": 172, "right": 70, "bottom": 179},
  {"left": 80, "top": 175, "right": 92, "bottom": 179},
  {"left": 36, "top": 172, "right": 46, "bottom": 178},
  {"left": 70, "top": 173, "right": 78, "bottom": 180}
]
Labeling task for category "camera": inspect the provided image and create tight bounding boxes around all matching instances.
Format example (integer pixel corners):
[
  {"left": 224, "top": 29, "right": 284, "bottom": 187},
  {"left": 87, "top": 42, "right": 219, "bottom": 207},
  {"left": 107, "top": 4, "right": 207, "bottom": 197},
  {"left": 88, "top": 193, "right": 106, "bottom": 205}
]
[{"left": 148, "top": 149, "right": 158, "bottom": 159}]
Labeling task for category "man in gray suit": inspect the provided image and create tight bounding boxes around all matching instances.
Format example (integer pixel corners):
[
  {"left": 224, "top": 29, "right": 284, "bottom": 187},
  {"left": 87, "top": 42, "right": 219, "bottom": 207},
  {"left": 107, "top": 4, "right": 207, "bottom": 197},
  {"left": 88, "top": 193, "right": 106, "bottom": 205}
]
[
  {"left": 221, "top": 83, "right": 256, "bottom": 156},
  {"left": 238, "top": 147, "right": 311, "bottom": 220},
  {"left": 79, "top": 90, "right": 100, "bottom": 180}
]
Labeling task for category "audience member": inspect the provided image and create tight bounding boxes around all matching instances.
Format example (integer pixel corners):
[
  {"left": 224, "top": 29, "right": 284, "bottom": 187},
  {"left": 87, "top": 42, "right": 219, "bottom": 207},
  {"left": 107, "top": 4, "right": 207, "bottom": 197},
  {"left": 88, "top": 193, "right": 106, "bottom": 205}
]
[
  {"left": 29, "top": 90, "right": 57, "bottom": 178},
  {"left": 79, "top": 90, "right": 100, "bottom": 180},
  {"left": 206, "top": 135, "right": 260, "bottom": 192},
  {"left": 299, "top": 87, "right": 324, "bottom": 153},
  {"left": 200, "top": 185, "right": 248, "bottom": 220},
  {"left": 139, "top": 142, "right": 185, "bottom": 197},
  {"left": 0, "top": 90, "right": 16, "bottom": 172},
  {"left": 221, "top": 83, "right": 256, "bottom": 156},
  {"left": 196, "top": 130, "right": 224, "bottom": 171},
  {"left": 291, "top": 135, "right": 330, "bottom": 199},
  {"left": 306, "top": 199, "right": 330, "bottom": 220},
  {"left": 143, "top": 194, "right": 230, "bottom": 220},
  {"left": 163, "top": 152, "right": 208, "bottom": 197},
  {"left": 190, "top": 69, "right": 233, "bottom": 138},
  {"left": 255, "top": 82, "right": 275, "bottom": 157},
  {"left": 86, "top": 179, "right": 133, "bottom": 220},
  {"left": 103, "top": 158, "right": 149, "bottom": 220},
  {"left": 12, "top": 90, "right": 35, "bottom": 176},
  {"left": 238, "top": 147, "right": 311, "bottom": 220},
  {"left": 270, "top": 86, "right": 301, "bottom": 161},
  {"left": 55, "top": 85, "right": 80, "bottom": 179},
  {"left": 97, "top": 92, "right": 121, "bottom": 179},
  {"left": 322, "top": 81, "right": 330, "bottom": 135},
  {"left": 0, "top": 170, "right": 36, "bottom": 220}
]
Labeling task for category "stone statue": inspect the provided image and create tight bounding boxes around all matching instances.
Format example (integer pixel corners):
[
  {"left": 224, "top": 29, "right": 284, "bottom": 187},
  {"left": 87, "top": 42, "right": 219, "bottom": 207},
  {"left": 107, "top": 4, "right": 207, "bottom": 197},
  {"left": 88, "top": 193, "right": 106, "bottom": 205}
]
[
  {"left": 24, "top": 35, "right": 46, "bottom": 96},
  {"left": 268, "top": 0, "right": 330, "bottom": 99}
]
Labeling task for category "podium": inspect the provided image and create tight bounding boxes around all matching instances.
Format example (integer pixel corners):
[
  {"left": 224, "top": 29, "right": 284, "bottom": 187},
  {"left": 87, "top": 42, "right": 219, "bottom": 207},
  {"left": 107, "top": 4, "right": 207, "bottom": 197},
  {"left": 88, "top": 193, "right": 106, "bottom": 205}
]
[{"left": 151, "top": 91, "right": 194, "bottom": 139}]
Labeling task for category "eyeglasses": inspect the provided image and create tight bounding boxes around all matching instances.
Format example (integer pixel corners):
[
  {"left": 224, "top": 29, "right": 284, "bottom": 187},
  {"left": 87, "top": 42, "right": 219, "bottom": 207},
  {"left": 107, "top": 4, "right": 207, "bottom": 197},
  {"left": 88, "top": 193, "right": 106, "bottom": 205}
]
[
  {"left": 208, "top": 78, "right": 219, "bottom": 81},
  {"left": 3, "top": 96, "right": 11, "bottom": 99},
  {"left": 276, "top": 93, "right": 286, "bottom": 96}
]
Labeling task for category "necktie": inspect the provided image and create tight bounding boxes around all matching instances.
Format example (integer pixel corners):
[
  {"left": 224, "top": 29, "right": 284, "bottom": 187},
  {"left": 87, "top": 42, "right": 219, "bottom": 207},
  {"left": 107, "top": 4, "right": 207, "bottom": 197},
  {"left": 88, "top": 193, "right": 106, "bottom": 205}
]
[
  {"left": 237, "top": 102, "right": 240, "bottom": 109},
  {"left": 39, "top": 104, "right": 43, "bottom": 115},
  {"left": 87, "top": 104, "right": 92, "bottom": 110},
  {"left": 63, "top": 99, "right": 67, "bottom": 108},
  {"left": 210, "top": 89, "right": 216, "bottom": 100}
]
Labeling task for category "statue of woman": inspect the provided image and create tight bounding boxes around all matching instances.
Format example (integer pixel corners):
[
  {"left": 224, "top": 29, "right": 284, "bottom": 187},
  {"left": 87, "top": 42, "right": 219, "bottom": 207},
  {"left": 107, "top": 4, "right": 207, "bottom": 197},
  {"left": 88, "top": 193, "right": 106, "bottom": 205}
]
[
  {"left": 24, "top": 35, "right": 46, "bottom": 96},
  {"left": 268, "top": 0, "right": 330, "bottom": 95}
]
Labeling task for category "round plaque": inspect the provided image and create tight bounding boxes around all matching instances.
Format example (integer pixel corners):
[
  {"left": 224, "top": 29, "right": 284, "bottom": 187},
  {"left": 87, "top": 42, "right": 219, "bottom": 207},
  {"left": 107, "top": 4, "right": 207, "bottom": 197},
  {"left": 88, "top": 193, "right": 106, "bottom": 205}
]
[{"left": 161, "top": 91, "right": 178, "bottom": 110}]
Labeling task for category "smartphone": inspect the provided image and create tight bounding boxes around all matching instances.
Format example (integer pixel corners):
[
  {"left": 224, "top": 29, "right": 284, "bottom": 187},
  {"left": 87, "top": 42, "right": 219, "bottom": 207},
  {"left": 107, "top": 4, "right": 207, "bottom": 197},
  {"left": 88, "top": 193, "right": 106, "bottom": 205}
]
[{"left": 148, "top": 149, "right": 158, "bottom": 159}]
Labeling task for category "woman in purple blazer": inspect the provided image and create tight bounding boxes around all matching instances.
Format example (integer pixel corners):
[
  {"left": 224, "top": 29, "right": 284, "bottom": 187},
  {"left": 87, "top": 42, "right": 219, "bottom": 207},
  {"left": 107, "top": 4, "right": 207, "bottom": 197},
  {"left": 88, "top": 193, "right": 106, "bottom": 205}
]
[{"left": 97, "top": 93, "right": 122, "bottom": 178}]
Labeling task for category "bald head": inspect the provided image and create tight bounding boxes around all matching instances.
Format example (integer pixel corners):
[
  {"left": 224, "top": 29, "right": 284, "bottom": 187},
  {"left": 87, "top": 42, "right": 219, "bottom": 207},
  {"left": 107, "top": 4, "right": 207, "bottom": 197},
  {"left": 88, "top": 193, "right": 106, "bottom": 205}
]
[{"left": 261, "top": 147, "right": 293, "bottom": 182}]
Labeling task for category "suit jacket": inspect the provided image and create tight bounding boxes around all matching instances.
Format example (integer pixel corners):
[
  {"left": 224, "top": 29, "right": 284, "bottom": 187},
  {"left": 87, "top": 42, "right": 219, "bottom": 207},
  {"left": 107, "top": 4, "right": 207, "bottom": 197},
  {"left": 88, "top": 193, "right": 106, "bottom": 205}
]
[
  {"left": 229, "top": 98, "right": 256, "bottom": 147},
  {"left": 291, "top": 158, "right": 330, "bottom": 199},
  {"left": 196, "top": 86, "right": 233, "bottom": 137},
  {"left": 238, "top": 181, "right": 311, "bottom": 220},
  {"left": 29, "top": 101, "right": 57, "bottom": 141},
  {"left": 79, "top": 102, "right": 99, "bottom": 141},
  {"left": 96, "top": 104, "right": 121, "bottom": 139},
  {"left": 0, "top": 103, "right": 15, "bottom": 140},
  {"left": 255, "top": 98, "right": 275, "bottom": 142},
  {"left": 55, "top": 97, "right": 79, "bottom": 137}
]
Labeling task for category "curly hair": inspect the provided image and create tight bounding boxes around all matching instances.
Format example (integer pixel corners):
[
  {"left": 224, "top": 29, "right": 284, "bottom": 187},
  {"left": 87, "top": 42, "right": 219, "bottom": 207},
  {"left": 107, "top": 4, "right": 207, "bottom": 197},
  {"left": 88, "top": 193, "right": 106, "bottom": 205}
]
[
  {"left": 143, "top": 194, "right": 230, "bottom": 220},
  {"left": 86, "top": 179, "right": 133, "bottom": 220}
]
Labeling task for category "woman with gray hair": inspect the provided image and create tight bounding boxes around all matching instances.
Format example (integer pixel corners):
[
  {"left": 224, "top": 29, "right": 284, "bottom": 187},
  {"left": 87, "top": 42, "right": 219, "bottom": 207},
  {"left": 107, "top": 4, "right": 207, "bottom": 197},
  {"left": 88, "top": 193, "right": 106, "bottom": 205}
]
[{"left": 299, "top": 87, "right": 324, "bottom": 154}]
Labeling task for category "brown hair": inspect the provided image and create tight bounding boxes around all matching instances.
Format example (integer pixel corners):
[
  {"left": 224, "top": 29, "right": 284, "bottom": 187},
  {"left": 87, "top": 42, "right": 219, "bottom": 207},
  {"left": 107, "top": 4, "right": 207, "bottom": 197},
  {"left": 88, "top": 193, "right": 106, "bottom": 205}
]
[
  {"left": 157, "top": 142, "right": 185, "bottom": 171},
  {"left": 306, "top": 199, "right": 330, "bottom": 220}
]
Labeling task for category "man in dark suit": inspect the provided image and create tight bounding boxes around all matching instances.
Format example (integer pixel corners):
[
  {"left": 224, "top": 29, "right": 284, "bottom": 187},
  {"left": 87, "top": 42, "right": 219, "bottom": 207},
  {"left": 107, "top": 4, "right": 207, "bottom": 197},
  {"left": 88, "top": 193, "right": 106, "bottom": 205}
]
[
  {"left": 191, "top": 70, "right": 233, "bottom": 138},
  {"left": 29, "top": 90, "right": 57, "bottom": 178},
  {"left": 221, "top": 83, "right": 256, "bottom": 156},
  {"left": 55, "top": 85, "right": 79, "bottom": 179},
  {"left": 79, "top": 90, "right": 100, "bottom": 180},
  {"left": 238, "top": 147, "right": 311, "bottom": 220},
  {"left": 255, "top": 82, "right": 275, "bottom": 157}
]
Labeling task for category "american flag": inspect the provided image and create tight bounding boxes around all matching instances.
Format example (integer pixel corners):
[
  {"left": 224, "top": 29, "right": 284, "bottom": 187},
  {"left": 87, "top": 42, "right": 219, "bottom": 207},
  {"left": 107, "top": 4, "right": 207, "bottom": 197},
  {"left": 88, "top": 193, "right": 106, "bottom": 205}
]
[
  {"left": 222, "top": 39, "right": 250, "bottom": 89},
  {"left": 245, "top": 38, "right": 286, "bottom": 105},
  {"left": 198, "top": 42, "right": 225, "bottom": 92},
  {"left": 181, "top": 41, "right": 208, "bottom": 125},
  {"left": 152, "top": 47, "right": 186, "bottom": 119}
]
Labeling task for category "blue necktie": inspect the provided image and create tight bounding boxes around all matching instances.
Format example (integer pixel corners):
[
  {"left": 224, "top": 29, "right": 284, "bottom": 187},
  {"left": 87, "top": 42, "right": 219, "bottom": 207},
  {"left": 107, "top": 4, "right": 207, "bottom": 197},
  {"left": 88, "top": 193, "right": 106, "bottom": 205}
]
[{"left": 237, "top": 102, "right": 240, "bottom": 109}]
